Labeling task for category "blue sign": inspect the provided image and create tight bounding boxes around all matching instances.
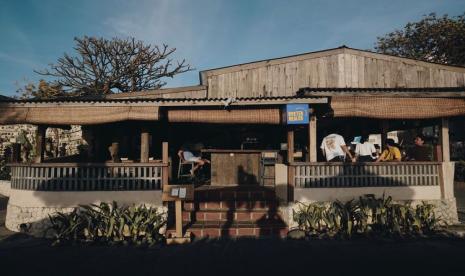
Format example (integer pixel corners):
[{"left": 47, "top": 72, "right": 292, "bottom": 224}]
[{"left": 286, "top": 104, "right": 309, "bottom": 125}]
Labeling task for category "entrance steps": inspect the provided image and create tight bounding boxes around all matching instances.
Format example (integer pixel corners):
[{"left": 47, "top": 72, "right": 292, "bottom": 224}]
[{"left": 166, "top": 186, "right": 288, "bottom": 239}]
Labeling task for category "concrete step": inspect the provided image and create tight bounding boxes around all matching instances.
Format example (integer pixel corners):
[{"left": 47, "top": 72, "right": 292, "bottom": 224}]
[
  {"left": 167, "top": 220, "right": 288, "bottom": 238},
  {"left": 183, "top": 200, "right": 277, "bottom": 211},
  {"left": 194, "top": 186, "right": 276, "bottom": 201},
  {"left": 182, "top": 210, "right": 283, "bottom": 223}
]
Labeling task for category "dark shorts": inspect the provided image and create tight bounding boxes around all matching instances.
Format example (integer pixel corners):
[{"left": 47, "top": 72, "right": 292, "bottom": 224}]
[
  {"left": 329, "top": 156, "right": 345, "bottom": 162},
  {"left": 358, "top": 155, "right": 374, "bottom": 162}
]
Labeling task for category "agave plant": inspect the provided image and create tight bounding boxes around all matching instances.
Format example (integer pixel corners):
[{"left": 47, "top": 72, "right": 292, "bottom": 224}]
[
  {"left": 48, "top": 201, "right": 166, "bottom": 245},
  {"left": 293, "top": 194, "right": 441, "bottom": 239}
]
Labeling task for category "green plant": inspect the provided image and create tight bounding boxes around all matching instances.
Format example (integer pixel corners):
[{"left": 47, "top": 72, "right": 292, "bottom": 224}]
[
  {"left": 0, "top": 156, "right": 11, "bottom": 180},
  {"left": 48, "top": 201, "right": 166, "bottom": 246},
  {"left": 293, "top": 195, "right": 441, "bottom": 239}
]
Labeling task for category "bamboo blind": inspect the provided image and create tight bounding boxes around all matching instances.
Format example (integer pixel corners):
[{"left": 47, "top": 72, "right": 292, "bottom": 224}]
[
  {"left": 331, "top": 96, "right": 465, "bottom": 119},
  {"left": 0, "top": 106, "right": 159, "bottom": 125}
]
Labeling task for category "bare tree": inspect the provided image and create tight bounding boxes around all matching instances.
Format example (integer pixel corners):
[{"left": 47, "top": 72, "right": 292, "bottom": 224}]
[
  {"left": 16, "top": 79, "right": 65, "bottom": 100},
  {"left": 36, "top": 36, "right": 193, "bottom": 96}
]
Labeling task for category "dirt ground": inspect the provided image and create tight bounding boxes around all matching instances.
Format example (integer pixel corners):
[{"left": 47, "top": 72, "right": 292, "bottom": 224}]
[{"left": 1, "top": 196, "right": 465, "bottom": 275}]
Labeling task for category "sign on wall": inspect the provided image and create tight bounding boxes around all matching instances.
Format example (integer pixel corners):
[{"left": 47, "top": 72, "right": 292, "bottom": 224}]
[{"left": 286, "top": 104, "right": 309, "bottom": 125}]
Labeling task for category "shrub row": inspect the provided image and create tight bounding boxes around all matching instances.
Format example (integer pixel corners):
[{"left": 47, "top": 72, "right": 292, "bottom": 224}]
[
  {"left": 293, "top": 194, "right": 439, "bottom": 238},
  {"left": 48, "top": 201, "right": 166, "bottom": 246}
]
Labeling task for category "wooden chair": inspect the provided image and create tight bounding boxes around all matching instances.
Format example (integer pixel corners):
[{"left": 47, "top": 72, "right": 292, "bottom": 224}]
[
  {"left": 260, "top": 151, "right": 278, "bottom": 185},
  {"left": 177, "top": 152, "right": 196, "bottom": 180}
]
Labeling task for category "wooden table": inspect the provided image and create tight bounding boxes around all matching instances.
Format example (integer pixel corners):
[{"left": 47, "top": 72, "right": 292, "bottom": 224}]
[{"left": 202, "top": 149, "right": 278, "bottom": 186}]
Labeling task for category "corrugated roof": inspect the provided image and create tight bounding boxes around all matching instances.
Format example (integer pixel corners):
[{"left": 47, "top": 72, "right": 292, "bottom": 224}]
[
  {"left": 0, "top": 95, "right": 327, "bottom": 106},
  {"left": 297, "top": 87, "right": 465, "bottom": 98}
]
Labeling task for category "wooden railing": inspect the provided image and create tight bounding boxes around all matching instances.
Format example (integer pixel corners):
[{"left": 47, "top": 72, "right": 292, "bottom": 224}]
[
  {"left": 291, "top": 162, "right": 441, "bottom": 188},
  {"left": 9, "top": 163, "right": 167, "bottom": 191}
]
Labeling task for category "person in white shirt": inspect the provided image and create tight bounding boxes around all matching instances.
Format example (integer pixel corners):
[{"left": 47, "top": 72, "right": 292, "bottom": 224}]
[
  {"left": 354, "top": 135, "right": 377, "bottom": 162},
  {"left": 320, "top": 133, "right": 354, "bottom": 162}
]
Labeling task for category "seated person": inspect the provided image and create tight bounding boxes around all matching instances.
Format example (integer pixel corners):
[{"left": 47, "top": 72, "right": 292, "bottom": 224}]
[
  {"left": 354, "top": 135, "right": 377, "bottom": 162},
  {"left": 406, "top": 134, "right": 432, "bottom": 161},
  {"left": 320, "top": 133, "right": 354, "bottom": 162},
  {"left": 376, "top": 139, "right": 401, "bottom": 162},
  {"left": 178, "top": 147, "right": 210, "bottom": 176}
]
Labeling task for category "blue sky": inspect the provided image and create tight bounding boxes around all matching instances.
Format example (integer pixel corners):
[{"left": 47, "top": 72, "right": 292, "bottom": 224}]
[{"left": 0, "top": 0, "right": 464, "bottom": 96}]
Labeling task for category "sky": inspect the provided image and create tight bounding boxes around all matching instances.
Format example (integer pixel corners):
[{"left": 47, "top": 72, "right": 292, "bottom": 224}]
[{"left": 0, "top": 0, "right": 464, "bottom": 96}]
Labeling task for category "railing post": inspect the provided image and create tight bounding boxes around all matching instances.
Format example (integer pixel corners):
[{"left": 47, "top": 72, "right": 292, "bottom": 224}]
[{"left": 162, "top": 142, "right": 169, "bottom": 187}]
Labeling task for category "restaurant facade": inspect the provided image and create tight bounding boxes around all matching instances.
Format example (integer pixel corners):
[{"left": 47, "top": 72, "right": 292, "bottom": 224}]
[{"left": 1, "top": 46, "right": 464, "bottom": 237}]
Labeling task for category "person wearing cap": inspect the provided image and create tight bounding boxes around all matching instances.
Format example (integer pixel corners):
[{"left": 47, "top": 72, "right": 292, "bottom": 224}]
[{"left": 376, "top": 139, "right": 401, "bottom": 162}]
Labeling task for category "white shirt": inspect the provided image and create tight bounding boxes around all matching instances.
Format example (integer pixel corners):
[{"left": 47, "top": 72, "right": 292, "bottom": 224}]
[
  {"left": 320, "top": 134, "right": 346, "bottom": 161},
  {"left": 355, "top": 142, "right": 376, "bottom": 158}
]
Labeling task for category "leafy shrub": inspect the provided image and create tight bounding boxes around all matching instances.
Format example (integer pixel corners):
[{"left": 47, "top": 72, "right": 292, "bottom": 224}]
[
  {"left": 0, "top": 156, "right": 10, "bottom": 180},
  {"left": 48, "top": 201, "right": 166, "bottom": 246},
  {"left": 293, "top": 194, "right": 439, "bottom": 238}
]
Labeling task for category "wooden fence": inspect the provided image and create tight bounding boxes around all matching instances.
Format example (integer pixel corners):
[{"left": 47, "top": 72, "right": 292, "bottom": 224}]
[
  {"left": 292, "top": 162, "right": 441, "bottom": 188},
  {"left": 9, "top": 163, "right": 167, "bottom": 191}
]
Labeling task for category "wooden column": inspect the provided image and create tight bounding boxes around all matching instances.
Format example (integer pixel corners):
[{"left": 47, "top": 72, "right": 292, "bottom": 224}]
[
  {"left": 381, "top": 120, "right": 389, "bottom": 148},
  {"left": 11, "top": 143, "right": 20, "bottom": 163},
  {"left": 308, "top": 115, "right": 317, "bottom": 162},
  {"left": 440, "top": 118, "right": 450, "bottom": 162},
  {"left": 34, "top": 125, "right": 46, "bottom": 163},
  {"left": 287, "top": 127, "right": 294, "bottom": 164},
  {"left": 140, "top": 127, "right": 150, "bottom": 163}
]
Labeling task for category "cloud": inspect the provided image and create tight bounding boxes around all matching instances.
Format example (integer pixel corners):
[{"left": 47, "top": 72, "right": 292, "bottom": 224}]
[{"left": 0, "top": 51, "right": 38, "bottom": 68}]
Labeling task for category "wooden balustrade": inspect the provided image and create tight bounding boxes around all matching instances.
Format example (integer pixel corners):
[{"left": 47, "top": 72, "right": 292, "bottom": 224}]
[
  {"left": 9, "top": 163, "right": 167, "bottom": 191},
  {"left": 292, "top": 162, "right": 441, "bottom": 188}
]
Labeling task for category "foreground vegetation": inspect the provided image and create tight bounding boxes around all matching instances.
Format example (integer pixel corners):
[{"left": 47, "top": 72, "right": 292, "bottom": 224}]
[
  {"left": 48, "top": 202, "right": 165, "bottom": 246},
  {"left": 293, "top": 194, "right": 439, "bottom": 238}
]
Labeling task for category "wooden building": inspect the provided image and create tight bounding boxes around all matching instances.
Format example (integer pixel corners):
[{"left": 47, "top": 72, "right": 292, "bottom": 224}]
[{"left": 1, "top": 46, "right": 464, "bottom": 238}]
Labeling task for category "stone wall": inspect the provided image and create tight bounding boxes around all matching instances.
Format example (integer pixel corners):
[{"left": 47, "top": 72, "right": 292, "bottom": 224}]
[
  {"left": 5, "top": 189, "right": 166, "bottom": 237},
  {"left": 0, "top": 180, "right": 10, "bottom": 197}
]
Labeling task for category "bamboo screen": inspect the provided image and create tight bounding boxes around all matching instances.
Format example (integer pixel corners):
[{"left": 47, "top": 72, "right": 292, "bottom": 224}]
[
  {"left": 331, "top": 96, "right": 465, "bottom": 119},
  {"left": 0, "top": 105, "right": 159, "bottom": 125},
  {"left": 167, "top": 108, "right": 282, "bottom": 124}
]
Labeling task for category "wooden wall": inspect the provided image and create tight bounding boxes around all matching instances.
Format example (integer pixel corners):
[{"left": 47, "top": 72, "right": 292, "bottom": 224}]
[{"left": 202, "top": 48, "right": 465, "bottom": 98}]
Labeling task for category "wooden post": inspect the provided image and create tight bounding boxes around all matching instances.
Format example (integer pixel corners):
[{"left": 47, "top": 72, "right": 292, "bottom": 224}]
[
  {"left": 381, "top": 120, "right": 389, "bottom": 148},
  {"left": 140, "top": 128, "right": 150, "bottom": 163},
  {"left": 287, "top": 127, "right": 294, "bottom": 164},
  {"left": 34, "top": 125, "right": 46, "bottom": 163},
  {"left": 287, "top": 165, "right": 295, "bottom": 202},
  {"left": 309, "top": 115, "right": 317, "bottom": 162},
  {"left": 11, "top": 143, "right": 20, "bottom": 163},
  {"left": 162, "top": 142, "right": 169, "bottom": 187},
  {"left": 440, "top": 118, "right": 450, "bottom": 162},
  {"left": 175, "top": 200, "right": 183, "bottom": 238}
]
